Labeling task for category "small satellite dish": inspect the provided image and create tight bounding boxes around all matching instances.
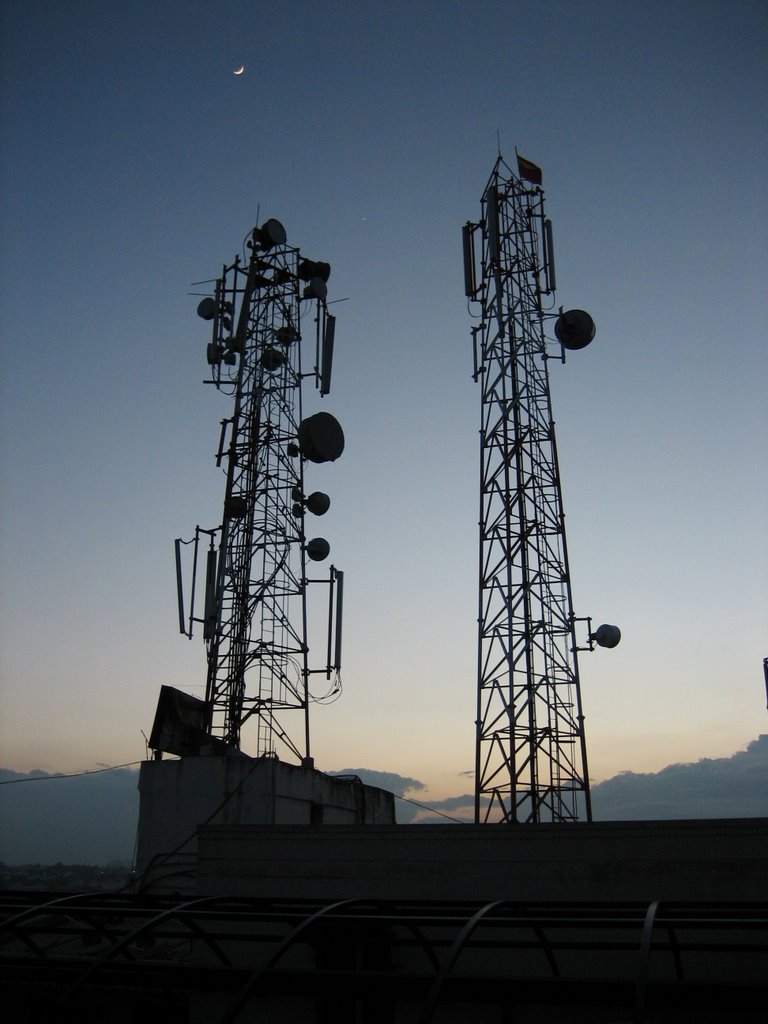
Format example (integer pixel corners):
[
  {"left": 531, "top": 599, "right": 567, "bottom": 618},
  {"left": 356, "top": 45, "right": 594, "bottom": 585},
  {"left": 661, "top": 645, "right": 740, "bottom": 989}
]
[
  {"left": 305, "top": 491, "right": 331, "bottom": 516},
  {"left": 197, "top": 297, "right": 217, "bottom": 321},
  {"left": 592, "top": 624, "right": 621, "bottom": 649},
  {"left": 298, "top": 412, "right": 345, "bottom": 463},
  {"left": 555, "top": 309, "right": 596, "bottom": 350},
  {"left": 276, "top": 325, "right": 299, "bottom": 346},
  {"left": 260, "top": 347, "right": 286, "bottom": 372},
  {"left": 303, "top": 277, "right": 328, "bottom": 301},
  {"left": 298, "top": 258, "right": 331, "bottom": 283},
  {"left": 306, "top": 537, "right": 330, "bottom": 561}
]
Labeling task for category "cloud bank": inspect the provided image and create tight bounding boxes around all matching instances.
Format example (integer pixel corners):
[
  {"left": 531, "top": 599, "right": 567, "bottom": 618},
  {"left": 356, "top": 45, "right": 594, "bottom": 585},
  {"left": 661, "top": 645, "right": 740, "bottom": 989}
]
[
  {"left": 590, "top": 735, "right": 768, "bottom": 820},
  {"left": 1, "top": 738, "right": 765, "bottom": 864}
]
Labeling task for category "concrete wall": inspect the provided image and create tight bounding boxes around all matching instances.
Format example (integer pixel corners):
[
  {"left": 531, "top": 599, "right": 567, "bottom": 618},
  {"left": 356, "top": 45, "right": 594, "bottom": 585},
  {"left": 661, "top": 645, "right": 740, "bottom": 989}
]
[
  {"left": 135, "top": 756, "right": 395, "bottom": 883},
  {"left": 197, "top": 818, "right": 768, "bottom": 902}
]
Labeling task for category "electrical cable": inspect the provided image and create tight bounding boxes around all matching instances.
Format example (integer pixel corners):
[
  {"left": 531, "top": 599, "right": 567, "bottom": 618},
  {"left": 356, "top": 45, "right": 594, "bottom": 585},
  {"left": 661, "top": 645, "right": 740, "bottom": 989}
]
[
  {"left": 393, "top": 793, "right": 468, "bottom": 824},
  {"left": 0, "top": 761, "right": 144, "bottom": 785},
  {"left": 308, "top": 669, "right": 342, "bottom": 704},
  {"left": 131, "top": 754, "right": 269, "bottom": 891}
]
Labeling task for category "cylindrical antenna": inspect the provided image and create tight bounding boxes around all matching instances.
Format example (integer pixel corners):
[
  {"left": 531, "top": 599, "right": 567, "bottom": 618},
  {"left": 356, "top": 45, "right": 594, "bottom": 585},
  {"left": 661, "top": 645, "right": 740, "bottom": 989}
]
[
  {"left": 544, "top": 219, "right": 557, "bottom": 293},
  {"left": 215, "top": 419, "right": 230, "bottom": 468},
  {"left": 471, "top": 324, "right": 482, "bottom": 382},
  {"left": 333, "top": 569, "right": 344, "bottom": 671},
  {"left": 462, "top": 223, "right": 478, "bottom": 297},
  {"left": 188, "top": 529, "right": 201, "bottom": 638},
  {"left": 174, "top": 539, "right": 187, "bottom": 636},
  {"left": 326, "top": 567, "right": 335, "bottom": 678},
  {"left": 487, "top": 188, "right": 500, "bottom": 263},
  {"left": 203, "top": 546, "right": 218, "bottom": 641},
  {"left": 320, "top": 314, "right": 336, "bottom": 396}
]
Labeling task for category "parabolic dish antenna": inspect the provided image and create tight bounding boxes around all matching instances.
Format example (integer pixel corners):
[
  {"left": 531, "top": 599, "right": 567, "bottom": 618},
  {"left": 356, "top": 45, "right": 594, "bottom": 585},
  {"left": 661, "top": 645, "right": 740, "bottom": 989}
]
[
  {"left": 305, "top": 491, "right": 331, "bottom": 516},
  {"left": 555, "top": 309, "right": 596, "bottom": 351},
  {"left": 298, "top": 412, "right": 345, "bottom": 463},
  {"left": 197, "top": 297, "right": 217, "bottom": 321},
  {"left": 592, "top": 623, "right": 621, "bottom": 649},
  {"left": 260, "top": 347, "right": 286, "bottom": 372},
  {"left": 255, "top": 218, "right": 287, "bottom": 251},
  {"left": 306, "top": 537, "right": 330, "bottom": 562}
]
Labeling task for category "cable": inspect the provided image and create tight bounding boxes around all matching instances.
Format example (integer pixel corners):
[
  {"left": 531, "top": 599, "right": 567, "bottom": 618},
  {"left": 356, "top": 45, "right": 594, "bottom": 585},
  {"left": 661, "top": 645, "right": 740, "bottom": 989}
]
[
  {"left": 131, "top": 754, "right": 269, "bottom": 890},
  {"left": 393, "top": 793, "right": 469, "bottom": 825},
  {"left": 0, "top": 761, "right": 143, "bottom": 785}
]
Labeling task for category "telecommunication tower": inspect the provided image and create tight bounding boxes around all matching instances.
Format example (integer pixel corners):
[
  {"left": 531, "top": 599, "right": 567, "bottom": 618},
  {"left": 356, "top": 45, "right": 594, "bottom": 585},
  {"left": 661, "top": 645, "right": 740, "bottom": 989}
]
[
  {"left": 463, "top": 154, "right": 619, "bottom": 824},
  {"left": 171, "top": 218, "right": 344, "bottom": 763}
]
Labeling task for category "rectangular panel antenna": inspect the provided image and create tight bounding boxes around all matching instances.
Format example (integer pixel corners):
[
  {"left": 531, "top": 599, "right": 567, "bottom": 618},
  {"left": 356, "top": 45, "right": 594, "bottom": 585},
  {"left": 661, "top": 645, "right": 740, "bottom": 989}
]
[
  {"left": 462, "top": 223, "right": 478, "bottom": 297},
  {"left": 203, "top": 547, "right": 218, "bottom": 641},
  {"left": 174, "top": 539, "right": 187, "bottom": 636},
  {"left": 334, "top": 569, "right": 344, "bottom": 671},
  {"left": 544, "top": 218, "right": 557, "bottom": 293},
  {"left": 487, "top": 188, "right": 500, "bottom": 262},
  {"left": 320, "top": 313, "right": 336, "bottom": 396}
]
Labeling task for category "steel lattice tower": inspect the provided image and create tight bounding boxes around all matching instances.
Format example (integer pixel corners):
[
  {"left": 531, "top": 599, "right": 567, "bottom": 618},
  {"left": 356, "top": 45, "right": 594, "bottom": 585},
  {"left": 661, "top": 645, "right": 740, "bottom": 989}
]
[
  {"left": 463, "top": 155, "right": 608, "bottom": 824},
  {"left": 174, "top": 219, "right": 343, "bottom": 761}
]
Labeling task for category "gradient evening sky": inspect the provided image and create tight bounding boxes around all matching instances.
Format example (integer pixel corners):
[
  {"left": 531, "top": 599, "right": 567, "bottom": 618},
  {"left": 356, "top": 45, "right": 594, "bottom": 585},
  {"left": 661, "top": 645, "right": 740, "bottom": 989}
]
[{"left": 1, "top": 1, "right": 766, "bottom": 802}]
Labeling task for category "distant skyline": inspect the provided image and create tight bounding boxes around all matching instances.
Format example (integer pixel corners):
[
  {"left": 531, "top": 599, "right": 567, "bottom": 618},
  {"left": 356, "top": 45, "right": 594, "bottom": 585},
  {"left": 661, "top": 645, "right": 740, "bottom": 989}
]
[{"left": 1, "top": 1, "right": 766, "bottom": 802}]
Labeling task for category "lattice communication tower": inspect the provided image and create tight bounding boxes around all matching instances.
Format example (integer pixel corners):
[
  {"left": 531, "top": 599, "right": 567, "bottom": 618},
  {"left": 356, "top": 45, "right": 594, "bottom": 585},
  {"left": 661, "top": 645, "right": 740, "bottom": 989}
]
[
  {"left": 463, "top": 154, "right": 619, "bottom": 824},
  {"left": 165, "top": 218, "right": 344, "bottom": 763}
]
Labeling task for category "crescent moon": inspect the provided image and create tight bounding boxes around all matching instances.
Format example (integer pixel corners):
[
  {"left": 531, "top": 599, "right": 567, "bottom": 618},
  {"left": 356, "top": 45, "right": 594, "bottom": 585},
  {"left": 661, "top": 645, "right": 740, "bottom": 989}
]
[{"left": 233, "top": 66, "right": 245, "bottom": 76}]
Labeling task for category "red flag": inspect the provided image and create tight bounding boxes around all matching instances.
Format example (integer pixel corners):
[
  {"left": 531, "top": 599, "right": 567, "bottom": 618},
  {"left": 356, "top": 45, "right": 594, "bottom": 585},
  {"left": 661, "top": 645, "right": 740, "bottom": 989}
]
[{"left": 516, "top": 153, "right": 542, "bottom": 186}]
